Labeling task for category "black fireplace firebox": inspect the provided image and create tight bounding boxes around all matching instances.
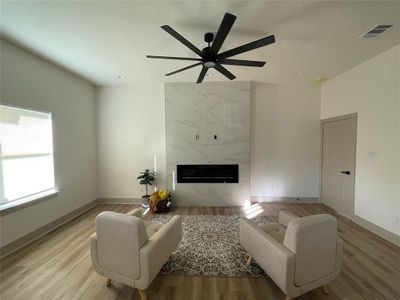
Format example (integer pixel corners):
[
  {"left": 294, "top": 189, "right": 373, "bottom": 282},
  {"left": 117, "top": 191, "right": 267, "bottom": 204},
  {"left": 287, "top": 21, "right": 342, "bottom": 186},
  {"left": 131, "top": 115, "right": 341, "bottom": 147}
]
[{"left": 177, "top": 164, "right": 239, "bottom": 183}]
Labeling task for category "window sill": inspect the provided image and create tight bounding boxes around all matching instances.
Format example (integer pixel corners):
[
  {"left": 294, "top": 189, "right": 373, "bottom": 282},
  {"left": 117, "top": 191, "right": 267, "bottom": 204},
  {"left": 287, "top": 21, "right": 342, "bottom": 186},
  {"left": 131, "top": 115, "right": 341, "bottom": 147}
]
[{"left": 0, "top": 189, "right": 59, "bottom": 216}]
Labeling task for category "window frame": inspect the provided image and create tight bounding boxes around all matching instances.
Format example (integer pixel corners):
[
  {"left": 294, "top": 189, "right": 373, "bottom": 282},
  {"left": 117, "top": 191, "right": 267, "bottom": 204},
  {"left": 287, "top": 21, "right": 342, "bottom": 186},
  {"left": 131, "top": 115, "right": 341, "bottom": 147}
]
[{"left": 0, "top": 104, "right": 58, "bottom": 213}]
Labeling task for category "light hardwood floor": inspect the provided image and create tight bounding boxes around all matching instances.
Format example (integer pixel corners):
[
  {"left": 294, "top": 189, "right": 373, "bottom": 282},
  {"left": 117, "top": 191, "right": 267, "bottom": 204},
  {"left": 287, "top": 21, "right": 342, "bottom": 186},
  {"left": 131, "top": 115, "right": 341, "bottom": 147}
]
[{"left": 1, "top": 203, "right": 399, "bottom": 300}]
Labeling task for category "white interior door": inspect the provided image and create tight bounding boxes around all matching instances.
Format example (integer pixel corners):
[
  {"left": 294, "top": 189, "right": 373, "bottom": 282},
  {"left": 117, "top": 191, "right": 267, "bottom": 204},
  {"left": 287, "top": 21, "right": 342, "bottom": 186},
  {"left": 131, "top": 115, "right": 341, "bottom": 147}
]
[{"left": 321, "top": 114, "right": 357, "bottom": 218}]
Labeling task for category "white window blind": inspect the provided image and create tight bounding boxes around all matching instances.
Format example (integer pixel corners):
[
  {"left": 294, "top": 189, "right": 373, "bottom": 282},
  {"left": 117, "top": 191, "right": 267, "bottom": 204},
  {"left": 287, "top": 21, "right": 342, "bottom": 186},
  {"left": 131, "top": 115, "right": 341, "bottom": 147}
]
[{"left": 0, "top": 105, "right": 55, "bottom": 203}]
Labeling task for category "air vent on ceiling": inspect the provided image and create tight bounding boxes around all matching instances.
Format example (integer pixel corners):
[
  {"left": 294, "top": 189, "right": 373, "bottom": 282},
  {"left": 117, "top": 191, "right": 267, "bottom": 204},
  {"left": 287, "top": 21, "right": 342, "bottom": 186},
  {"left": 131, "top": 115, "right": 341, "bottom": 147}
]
[{"left": 360, "top": 24, "right": 395, "bottom": 38}]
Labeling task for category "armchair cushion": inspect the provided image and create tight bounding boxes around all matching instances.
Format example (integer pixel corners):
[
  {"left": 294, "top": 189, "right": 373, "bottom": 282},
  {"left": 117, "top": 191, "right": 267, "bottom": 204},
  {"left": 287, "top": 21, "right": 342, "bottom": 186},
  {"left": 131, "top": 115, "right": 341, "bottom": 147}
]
[
  {"left": 144, "top": 221, "right": 163, "bottom": 237},
  {"left": 279, "top": 210, "right": 300, "bottom": 227},
  {"left": 126, "top": 208, "right": 163, "bottom": 237},
  {"left": 259, "top": 223, "right": 286, "bottom": 243}
]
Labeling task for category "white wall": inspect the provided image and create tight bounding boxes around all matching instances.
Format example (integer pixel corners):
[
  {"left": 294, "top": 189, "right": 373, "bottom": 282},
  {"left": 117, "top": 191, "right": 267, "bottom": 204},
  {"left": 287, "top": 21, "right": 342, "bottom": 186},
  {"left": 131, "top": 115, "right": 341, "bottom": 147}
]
[
  {"left": 96, "top": 84, "right": 166, "bottom": 199},
  {"left": 0, "top": 39, "right": 97, "bottom": 247},
  {"left": 251, "top": 82, "right": 321, "bottom": 199},
  {"left": 96, "top": 81, "right": 322, "bottom": 201},
  {"left": 321, "top": 44, "right": 400, "bottom": 235}
]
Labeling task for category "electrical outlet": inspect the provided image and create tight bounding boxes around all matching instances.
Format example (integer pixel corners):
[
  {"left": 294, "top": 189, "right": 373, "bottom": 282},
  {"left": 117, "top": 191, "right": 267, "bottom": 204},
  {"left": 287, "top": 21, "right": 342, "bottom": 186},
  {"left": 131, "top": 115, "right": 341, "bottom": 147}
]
[
  {"left": 396, "top": 217, "right": 400, "bottom": 226},
  {"left": 273, "top": 185, "right": 280, "bottom": 191}
]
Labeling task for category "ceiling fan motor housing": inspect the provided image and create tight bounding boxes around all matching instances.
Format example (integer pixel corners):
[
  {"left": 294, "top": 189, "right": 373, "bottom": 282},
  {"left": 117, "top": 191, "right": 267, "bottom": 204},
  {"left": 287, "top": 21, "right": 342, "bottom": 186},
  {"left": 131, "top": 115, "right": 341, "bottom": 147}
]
[
  {"left": 203, "top": 33, "right": 216, "bottom": 66},
  {"left": 204, "top": 32, "right": 214, "bottom": 44}
]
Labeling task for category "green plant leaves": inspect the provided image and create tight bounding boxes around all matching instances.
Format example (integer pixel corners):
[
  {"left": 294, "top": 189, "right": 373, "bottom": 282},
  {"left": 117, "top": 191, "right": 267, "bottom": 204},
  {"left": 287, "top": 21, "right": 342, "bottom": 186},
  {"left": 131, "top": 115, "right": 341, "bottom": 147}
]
[{"left": 137, "top": 169, "right": 156, "bottom": 185}]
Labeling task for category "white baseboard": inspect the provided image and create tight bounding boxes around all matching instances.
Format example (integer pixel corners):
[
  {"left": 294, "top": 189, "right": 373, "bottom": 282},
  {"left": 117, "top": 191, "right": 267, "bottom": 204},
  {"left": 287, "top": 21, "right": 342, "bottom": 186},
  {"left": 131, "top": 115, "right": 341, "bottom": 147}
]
[
  {"left": 352, "top": 215, "right": 400, "bottom": 247},
  {"left": 0, "top": 198, "right": 141, "bottom": 258},
  {"left": 251, "top": 196, "right": 319, "bottom": 203},
  {"left": 0, "top": 199, "right": 98, "bottom": 258},
  {"left": 97, "top": 198, "right": 142, "bottom": 204}
]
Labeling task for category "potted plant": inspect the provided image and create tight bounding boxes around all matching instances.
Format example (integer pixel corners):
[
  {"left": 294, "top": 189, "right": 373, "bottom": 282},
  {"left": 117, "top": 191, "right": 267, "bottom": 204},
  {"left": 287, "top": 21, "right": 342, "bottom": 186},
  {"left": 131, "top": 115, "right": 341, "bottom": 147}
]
[{"left": 137, "top": 169, "right": 156, "bottom": 208}]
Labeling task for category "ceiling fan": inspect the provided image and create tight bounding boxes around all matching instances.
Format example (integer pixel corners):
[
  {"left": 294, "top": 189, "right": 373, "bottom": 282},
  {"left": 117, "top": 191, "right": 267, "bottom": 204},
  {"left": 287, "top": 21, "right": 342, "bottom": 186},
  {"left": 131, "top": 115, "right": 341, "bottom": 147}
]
[{"left": 146, "top": 12, "right": 275, "bottom": 83}]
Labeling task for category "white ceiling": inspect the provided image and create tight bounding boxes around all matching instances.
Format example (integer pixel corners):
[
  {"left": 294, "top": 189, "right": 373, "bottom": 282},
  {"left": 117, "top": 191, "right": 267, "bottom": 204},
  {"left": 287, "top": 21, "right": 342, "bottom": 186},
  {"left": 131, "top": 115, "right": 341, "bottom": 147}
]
[{"left": 1, "top": 1, "right": 399, "bottom": 86}]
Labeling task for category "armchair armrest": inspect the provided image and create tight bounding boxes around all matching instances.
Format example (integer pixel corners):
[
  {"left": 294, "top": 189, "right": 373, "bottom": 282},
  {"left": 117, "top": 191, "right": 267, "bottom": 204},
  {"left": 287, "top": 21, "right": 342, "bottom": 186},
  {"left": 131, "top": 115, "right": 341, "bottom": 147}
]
[
  {"left": 127, "top": 208, "right": 144, "bottom": 217},
  {"left": 279, "top": 210, "right": 300, "bottom": 227},
  {"left": 335, "top": 237, "right": 343, "bottom": 277},
  {"left": 90, "top": 233, "right": 104, "bottom": 276},
  {"left": 240, "top": 218, "right": 295, "bottom": 293},
  {"left": 136, "top": 215, "right": 182, "bottom": 289}
]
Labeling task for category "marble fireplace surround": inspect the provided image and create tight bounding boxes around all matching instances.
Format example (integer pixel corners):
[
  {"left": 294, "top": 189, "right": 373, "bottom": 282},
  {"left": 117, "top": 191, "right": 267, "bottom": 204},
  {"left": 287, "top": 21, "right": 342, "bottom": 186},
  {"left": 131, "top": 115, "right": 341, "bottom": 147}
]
[{"left": 165, "top": 81, "right": 250, "bottom": 206}]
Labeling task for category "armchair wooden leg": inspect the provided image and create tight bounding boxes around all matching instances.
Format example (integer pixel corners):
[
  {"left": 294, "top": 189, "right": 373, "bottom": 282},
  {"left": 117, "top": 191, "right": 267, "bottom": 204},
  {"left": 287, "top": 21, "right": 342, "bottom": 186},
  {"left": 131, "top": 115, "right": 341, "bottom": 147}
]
[
  {"left": 321, "top": 284, "right": 329, "bottom": 295},
  {"left": 106, "top": 278, "right": 112, "bottom": 287},
  {"left": 138, "top": 289, "right": 147, "bottom": 300},
  {"left": 246, "top": 255, "right": 253, "bottom": 265},
  {"left": 284, "top": 296, "right": 292, "bottom": 300}
]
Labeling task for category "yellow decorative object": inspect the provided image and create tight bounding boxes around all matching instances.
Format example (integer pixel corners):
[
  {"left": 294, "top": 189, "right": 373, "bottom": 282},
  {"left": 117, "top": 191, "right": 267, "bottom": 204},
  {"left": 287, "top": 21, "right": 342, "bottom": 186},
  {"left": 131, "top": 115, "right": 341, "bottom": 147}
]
[{"left": 158, "top": 189, "right": 170, "bottom": 201}]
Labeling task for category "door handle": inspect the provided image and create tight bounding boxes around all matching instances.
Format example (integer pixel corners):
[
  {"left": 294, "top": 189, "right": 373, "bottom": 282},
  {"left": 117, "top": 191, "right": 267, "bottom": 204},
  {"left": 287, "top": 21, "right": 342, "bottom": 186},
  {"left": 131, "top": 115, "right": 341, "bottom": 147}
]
[{"left": 340, "top": 171, "right": 350, "bottom": 175}]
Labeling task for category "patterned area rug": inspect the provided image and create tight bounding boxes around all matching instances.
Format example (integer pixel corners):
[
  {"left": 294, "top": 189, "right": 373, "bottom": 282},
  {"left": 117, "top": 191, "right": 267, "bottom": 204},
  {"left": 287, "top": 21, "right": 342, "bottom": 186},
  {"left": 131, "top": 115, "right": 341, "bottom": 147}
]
[{"left": 154, "top": 214, "right": 275, "bottom": 277}]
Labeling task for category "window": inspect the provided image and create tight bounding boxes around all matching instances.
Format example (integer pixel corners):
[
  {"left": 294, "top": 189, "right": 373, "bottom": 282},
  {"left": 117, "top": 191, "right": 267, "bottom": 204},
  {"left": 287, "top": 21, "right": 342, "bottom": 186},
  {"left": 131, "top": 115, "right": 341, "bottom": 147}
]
[{"left": 0, "top": 105, "right": 55, "bottom": 205}]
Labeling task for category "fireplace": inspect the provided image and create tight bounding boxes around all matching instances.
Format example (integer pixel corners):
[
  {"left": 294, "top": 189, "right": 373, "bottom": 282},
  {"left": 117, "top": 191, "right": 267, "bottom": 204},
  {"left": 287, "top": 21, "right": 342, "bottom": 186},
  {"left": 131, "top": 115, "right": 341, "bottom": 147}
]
[{"left": 177, "top": 164, "right": 239, "bottom": 183}]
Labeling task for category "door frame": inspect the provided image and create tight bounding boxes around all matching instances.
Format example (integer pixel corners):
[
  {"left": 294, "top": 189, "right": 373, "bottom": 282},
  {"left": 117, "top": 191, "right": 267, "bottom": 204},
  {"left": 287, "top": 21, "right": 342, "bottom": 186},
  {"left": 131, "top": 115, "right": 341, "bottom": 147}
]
[{"left": 320, "top": 113, "right": 357, "bottom": 219}]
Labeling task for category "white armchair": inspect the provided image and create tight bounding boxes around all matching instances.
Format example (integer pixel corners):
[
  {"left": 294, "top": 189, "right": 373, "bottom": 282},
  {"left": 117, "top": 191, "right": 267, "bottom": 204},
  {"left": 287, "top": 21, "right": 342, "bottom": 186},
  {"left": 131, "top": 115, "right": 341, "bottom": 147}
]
[
  {"left": 240, "top": 211, "right": 342, "bottom": 300},
  {"left": 90, "top": 208, "right": 182, "bottom": 300}
]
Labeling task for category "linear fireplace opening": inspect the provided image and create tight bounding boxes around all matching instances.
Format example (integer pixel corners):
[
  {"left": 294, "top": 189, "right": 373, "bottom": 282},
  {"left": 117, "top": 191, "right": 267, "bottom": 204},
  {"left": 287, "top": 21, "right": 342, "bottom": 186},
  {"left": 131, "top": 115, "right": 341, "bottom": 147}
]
[{"left": 177, "top": 164, "right": 239, "bottom": 183}]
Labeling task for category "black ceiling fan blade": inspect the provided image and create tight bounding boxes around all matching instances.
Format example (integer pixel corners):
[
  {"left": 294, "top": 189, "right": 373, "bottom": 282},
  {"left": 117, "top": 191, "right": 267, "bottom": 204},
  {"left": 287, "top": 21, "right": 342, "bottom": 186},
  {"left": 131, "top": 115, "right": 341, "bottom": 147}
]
[
  {"left": 210, "top": 13, "right": 236, "bottom": 56},
  {"left": 161, "top": 25, "right": 203, "bottom": 57},
  {"left": 165, "top": 62, "right": 203, "bottom": 76},
  {"left": 147, "top": 55, "right": 202, "bottom": 61},
  {"left": 214, "top": 64, "right": 236, "bottom": 80},
  {"left": 217, "top": 35, "right": 275, "bottom": 58},
  {"left": 218, "top": 59, "right": 265, "bottom": 67},
  {"left": 197, "top": 66, "right": 208, "bottom": 83}
]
